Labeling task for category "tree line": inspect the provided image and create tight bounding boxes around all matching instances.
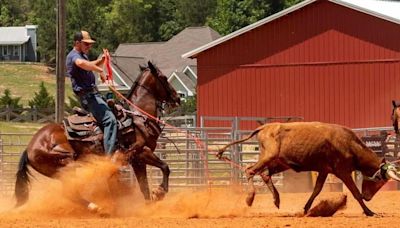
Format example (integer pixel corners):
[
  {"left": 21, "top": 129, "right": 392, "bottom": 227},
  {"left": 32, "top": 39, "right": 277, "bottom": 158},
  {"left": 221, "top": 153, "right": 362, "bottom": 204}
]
[{"left": 0, "top": 0, "right": 302, "bottom": 63}]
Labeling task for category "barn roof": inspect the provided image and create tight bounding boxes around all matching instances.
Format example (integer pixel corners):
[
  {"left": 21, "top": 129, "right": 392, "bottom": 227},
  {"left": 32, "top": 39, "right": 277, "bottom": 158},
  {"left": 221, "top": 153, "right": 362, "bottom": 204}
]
[{"left": 182, "top": 0, "right": 400, "bottom": 59}]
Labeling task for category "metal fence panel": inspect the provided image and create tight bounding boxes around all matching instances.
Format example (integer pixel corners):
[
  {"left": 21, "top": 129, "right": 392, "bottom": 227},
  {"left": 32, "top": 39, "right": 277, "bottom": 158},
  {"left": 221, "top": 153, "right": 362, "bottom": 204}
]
[{"left": 0, "top": 123, "right": 397, "bottom": 197}]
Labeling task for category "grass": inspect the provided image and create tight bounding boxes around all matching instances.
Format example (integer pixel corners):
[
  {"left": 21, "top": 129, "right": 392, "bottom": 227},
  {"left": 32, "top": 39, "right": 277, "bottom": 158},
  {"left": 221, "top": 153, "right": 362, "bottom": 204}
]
[
  {"left": 0, "top": 121, "right": 44, "bottom": 133},
  {"left": 0, "top": 121, "right": 45, "bottom": 157},
  {"left": 0, "top": 63, "right": 74, "bottom": 106}
]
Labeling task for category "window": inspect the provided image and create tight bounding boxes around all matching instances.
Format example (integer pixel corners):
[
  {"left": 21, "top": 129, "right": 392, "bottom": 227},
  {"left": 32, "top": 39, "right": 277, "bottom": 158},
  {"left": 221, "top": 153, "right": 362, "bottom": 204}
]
[
  {"left": 3, "top": 45, "right": 8, "bottom": 55},
  {"left": 8, "top": 46, "right": 12, "bottom": 55},
  {"left": 13, "top": 45, "right": 19, "bottom": 56},
  {"left": 178, "top": 92, "right": 186, "bottom": 98}
]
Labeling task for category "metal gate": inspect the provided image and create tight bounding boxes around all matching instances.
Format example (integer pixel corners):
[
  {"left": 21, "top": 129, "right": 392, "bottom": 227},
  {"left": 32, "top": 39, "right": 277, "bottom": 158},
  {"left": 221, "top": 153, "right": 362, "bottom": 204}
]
[{"left": 0, "top": 133, "right": 33, "bottom": 197}]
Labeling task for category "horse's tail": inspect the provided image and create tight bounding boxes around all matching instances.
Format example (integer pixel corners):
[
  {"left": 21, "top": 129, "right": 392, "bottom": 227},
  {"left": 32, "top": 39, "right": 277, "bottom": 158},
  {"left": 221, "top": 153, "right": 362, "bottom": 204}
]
[
  {"left": 217, "top": 125, "right": 264, "bottom": 157},
  {"left": 15, "top": 149, "right": 31, "bottom": 207}
]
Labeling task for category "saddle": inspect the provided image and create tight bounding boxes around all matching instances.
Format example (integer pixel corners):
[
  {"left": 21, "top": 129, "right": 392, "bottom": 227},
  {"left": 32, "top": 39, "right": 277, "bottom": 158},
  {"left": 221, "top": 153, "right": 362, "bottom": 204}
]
[
  {"left": 63, "top": 112, "right": 102, "bottom": 141},
  {"left": 63, "top": 103, "right": 134, "bottom": 142}
]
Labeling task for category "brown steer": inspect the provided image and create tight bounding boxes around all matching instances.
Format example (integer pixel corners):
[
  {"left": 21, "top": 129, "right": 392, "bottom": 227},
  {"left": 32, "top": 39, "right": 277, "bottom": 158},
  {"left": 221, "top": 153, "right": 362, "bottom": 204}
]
[{"left": 217, "top": 122, "right": 400, "bottom": 216}]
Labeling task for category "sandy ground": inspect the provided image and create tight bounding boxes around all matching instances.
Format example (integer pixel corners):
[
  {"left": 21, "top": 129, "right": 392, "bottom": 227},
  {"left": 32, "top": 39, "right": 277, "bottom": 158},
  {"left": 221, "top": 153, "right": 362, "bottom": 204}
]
[{"left": 1, "top": 158, "right": 400, "bottom": 227}]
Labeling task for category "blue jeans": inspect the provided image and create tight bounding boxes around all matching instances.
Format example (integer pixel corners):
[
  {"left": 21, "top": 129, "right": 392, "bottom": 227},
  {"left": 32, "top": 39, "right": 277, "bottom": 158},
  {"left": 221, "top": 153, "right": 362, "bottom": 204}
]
[{"left": 79, "top": 92, "right": 117, "bottom": 155}]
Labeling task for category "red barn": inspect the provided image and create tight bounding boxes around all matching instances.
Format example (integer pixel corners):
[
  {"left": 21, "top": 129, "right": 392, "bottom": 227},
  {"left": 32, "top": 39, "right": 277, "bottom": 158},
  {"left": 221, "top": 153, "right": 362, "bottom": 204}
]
[{"left": 183, "top": 0, "right": 400, "bottom": 129}]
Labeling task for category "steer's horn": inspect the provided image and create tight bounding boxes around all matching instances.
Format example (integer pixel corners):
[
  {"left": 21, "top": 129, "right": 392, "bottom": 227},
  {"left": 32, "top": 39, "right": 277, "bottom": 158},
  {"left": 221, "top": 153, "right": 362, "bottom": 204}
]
[{"left": 386, "top": 169, "right": 400, "bottom": 182}]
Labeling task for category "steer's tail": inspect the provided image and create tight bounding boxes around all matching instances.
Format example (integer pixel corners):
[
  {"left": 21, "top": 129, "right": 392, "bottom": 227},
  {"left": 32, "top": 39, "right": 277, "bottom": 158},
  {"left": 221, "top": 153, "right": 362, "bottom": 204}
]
[
  {"left": 217, "top": 125, "right": 264, "bottom": 158},
  {"left": 15, "top": 149, "right": 31, "bottom": 207}
]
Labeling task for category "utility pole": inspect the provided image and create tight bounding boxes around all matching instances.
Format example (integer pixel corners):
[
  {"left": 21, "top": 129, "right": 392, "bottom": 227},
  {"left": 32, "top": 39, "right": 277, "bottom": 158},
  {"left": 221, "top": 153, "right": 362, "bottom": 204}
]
[{"left": 55, "top": 0, "right": 66, "bottom": 123}]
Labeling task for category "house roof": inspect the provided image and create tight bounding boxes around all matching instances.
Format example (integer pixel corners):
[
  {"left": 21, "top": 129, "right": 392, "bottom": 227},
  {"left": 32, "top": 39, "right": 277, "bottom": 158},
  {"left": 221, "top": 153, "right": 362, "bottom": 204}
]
[
  {"left": 182, "top": 0, "right": 400, "bottom": 59},
  {"left": 97, "top": 56, "right": 146, "bottom": 92},
  {"left": 114, "top": 26, "right": 221, "bottom": 76},
  {"left": 170, "top": 72, "right": 196, "bottom": 95},
  {"left": 114, "top": 42, "right": 165, "bottom": 56},
  {"left": 183, "top": 65, "right": 197, "bottom": 76},
  {"left": 0, "top": 26, "right": 32, "bottom": 45}
]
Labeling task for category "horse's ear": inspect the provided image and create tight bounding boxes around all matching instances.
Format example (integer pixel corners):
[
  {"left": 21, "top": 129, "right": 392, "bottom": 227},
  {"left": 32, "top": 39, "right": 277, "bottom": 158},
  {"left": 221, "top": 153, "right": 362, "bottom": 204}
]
[
  {"left": 139, "top": 64, "right": 146, "bottom": 71},
  {"left": 393, "top": 100, "right": 397, "bottom": 108},
  {"left": 148, "top": 61, "right": 157, "bottom": 74}
]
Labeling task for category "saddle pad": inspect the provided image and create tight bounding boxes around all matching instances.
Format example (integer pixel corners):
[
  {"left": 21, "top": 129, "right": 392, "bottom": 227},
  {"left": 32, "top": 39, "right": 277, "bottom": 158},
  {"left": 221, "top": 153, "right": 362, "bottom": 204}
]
[
  {"left": 68, "top": 114, "right": 96, "bottom": 125},
  {"left": 63, "top": 120, "right": 103, "bottom": 142},
  {"left": 69, "top": 121, "right": 95, "bottom": 131}
]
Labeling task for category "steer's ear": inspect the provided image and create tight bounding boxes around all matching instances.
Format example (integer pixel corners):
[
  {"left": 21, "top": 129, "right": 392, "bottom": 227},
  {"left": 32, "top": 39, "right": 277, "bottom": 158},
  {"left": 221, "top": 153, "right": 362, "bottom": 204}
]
[
  {"left": 381, "top": 157, "right": 386, "bottom": 164},
  {"left": 392, "top": 100, "right": 400, "bottom": 108}
]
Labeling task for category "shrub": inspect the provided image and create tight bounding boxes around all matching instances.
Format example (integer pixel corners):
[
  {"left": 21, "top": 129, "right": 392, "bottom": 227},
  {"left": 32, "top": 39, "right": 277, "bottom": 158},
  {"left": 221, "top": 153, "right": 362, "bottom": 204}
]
[
  {"left": 0, "top": 89, "right": 23, "bottom": 109},
  {"left": 65, "top": 94, "right": 81, "bottom": 112},
  {"left": 28, "top": 82, "right": 55, "bottom": 114}
]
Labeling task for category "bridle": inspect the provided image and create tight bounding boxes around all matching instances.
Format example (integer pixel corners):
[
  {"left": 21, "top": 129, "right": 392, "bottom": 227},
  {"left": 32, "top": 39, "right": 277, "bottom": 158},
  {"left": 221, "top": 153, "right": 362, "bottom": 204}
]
[{"left": 126, "top": 67, "right": 177, "bottom": 115}]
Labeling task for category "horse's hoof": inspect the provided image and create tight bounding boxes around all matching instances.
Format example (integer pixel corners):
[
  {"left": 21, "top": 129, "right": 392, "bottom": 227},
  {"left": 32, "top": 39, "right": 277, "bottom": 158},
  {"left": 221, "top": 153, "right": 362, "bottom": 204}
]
[
  {"left": 365, "top": 210, "right": 375, "bottom": 217},
  {"left": 274, "top": 198, "right": 280, "bottom": 209},
  {"left": 99, "top": 210, "right": 111, "bottom": 218},
  {"left": 88, "top": 202, "right": 100, "bottom": 213},
  {"left": 88, "top": 203, "right": 111, "bottom": 217},
  {"left": 245, "top": 193, "right": 255, "bottom": 207},
  {"left": 151, "top": 186, "right": 166, "bottom": 201}
]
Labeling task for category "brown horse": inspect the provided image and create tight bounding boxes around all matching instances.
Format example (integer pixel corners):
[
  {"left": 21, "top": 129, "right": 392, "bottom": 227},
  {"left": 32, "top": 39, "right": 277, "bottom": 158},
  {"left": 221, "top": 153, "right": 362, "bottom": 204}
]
[{"left": 14, "top": 61, "right": 180, "bottom": 211}]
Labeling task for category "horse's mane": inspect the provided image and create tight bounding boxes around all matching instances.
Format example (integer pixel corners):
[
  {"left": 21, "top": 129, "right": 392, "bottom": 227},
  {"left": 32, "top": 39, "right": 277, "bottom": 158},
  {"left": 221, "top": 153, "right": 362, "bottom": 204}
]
[{"left": 126, "top": 61, "right": 158, "bottom": 100}]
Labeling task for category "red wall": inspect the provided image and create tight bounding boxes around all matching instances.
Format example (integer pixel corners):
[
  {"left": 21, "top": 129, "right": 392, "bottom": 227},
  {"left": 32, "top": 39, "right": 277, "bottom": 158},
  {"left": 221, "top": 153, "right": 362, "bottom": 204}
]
[{"left": 196, "top": 0, "right": 400, "bottom": 129}]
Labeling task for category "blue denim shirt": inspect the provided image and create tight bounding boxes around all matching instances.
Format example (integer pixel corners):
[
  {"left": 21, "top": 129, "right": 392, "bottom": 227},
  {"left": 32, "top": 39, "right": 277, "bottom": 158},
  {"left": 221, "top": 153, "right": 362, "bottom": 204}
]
[{"left": 66, "top": 49, "right": 96, "bottom": 93}]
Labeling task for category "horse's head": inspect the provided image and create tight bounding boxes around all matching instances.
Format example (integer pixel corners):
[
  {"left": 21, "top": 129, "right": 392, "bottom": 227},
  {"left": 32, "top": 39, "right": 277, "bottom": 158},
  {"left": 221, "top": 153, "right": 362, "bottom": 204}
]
[
  {"left": 132, "top": 61, "right": 180, "bottom": 108},
  {"left": 392, "top": 100, "right": 400, "bottom": 134}
]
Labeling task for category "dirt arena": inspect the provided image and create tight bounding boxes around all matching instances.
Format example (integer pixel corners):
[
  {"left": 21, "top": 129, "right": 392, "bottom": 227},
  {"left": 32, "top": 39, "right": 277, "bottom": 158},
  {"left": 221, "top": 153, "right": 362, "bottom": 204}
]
[{"left": 1, "top": 158, "right": 400, "bottom": 227}]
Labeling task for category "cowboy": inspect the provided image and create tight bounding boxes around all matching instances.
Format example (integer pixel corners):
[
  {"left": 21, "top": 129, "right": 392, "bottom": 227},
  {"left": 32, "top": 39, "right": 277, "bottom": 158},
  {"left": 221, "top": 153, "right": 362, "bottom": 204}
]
[{"left": 66, "top": 30, "right": 117, "bottom": 156}]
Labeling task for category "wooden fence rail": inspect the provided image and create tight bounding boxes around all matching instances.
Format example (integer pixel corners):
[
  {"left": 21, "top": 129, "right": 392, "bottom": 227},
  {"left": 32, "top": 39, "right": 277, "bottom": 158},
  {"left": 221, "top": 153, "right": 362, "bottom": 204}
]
[{"left": 0, "top": 106, "right": 70, "bottom": 123}]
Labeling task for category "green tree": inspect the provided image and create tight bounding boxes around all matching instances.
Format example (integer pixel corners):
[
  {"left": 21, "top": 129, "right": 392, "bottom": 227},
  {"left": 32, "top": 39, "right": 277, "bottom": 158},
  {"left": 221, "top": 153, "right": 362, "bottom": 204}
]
[
  {"left": 0, "top": 89, "right": 23, "bottom": 109},
  {"left": 159, "top": 0, "right": 217, "bottom": 40},
  {"left": 105, "top": 0, "right": 163, "bottom": 44},
  {"left": 65, "top": 95, "right": 81, "bottom": 112},
  {"left": 207, "top": 0, "right": 273, "bottom": 36},
  {"left": 207, "top": 0, "right": 302, "bottom": 36},
  {"left": 167, "top": 95, "right": 196, "bottom": 116},
  {"left": 176, "top": 0, "right": 217, "bottom": 26},
  {"left": 28, "top": 0, "right": 56, "bottom": 63},
  {"left": 0, "top": 0, "right": 31, "bottom": 26},
  {"left": 66, "top": 0, "right": 112, "bottom": 59},
  {"left": 28, "top": 82, "right": 55, "bottom": 113},
  {"left": 180, "top": 95, "right": 196, "bottom": 115}
]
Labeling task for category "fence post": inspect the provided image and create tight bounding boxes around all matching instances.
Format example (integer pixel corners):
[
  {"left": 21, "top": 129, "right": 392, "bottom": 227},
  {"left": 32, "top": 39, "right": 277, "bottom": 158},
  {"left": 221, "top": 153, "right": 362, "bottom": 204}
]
[
  {"left": 185, "top": 129, "right": 190, "bottom": 185},
  {"left": 5, "top": 105, "right": 10, "bottom": 121},
  {"left": 200, "top": 116, "right": 204, "bottom": 128},
  {"left": 232, "top": 116, "right": 240, "bottom": 184},
  {"left": 32, "top": 106, "right": 37, "bottom": 122},
  {"left": 203, "top": 131, "right": 209, "bottom": 185}
]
